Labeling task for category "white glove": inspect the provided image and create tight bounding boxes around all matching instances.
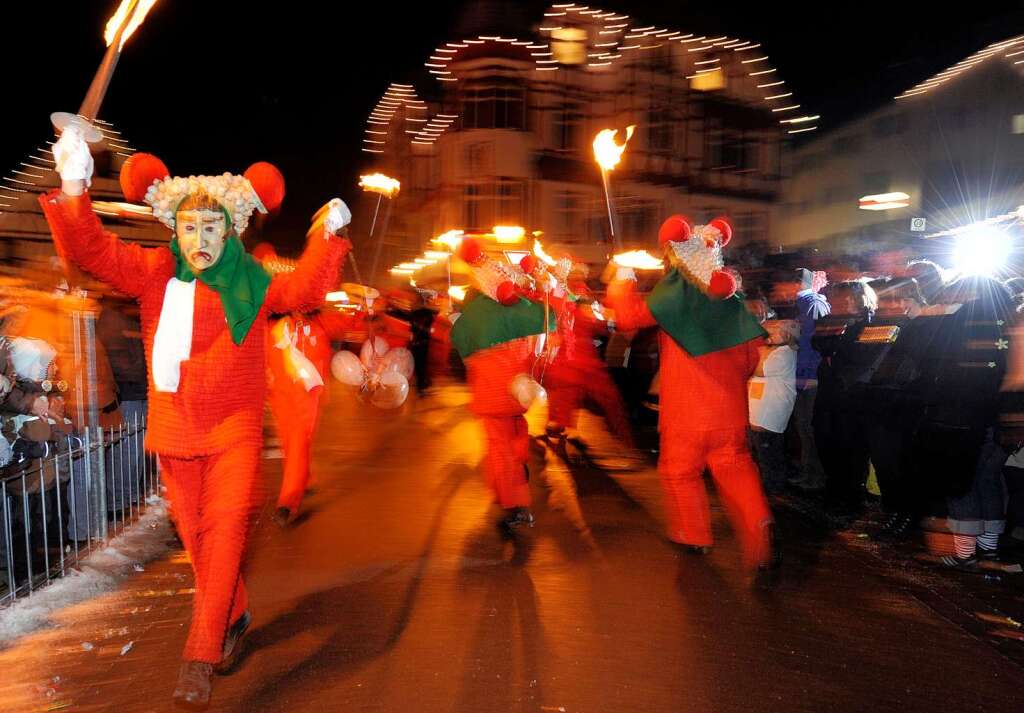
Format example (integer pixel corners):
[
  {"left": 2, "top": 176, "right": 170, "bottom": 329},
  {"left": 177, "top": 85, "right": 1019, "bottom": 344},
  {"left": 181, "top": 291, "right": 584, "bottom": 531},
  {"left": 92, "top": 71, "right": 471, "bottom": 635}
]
[
  {"left": 324, "top": 198, "right": 352, "bottom": 235},
  {"left": 614, "top": 266, "right": 637, "bottom": 282},
  {"left": 53, "top": 126, "right": 94, "bottom": 186}
]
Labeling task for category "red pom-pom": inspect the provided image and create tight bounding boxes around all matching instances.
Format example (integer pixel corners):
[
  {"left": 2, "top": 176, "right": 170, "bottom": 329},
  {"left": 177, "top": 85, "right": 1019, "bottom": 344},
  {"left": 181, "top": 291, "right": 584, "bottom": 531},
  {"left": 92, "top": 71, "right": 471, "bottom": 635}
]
[
  {"left": 658, "top": 215, "right": 692, "bottom": 246},
  {"left": 458, "top": 237, "right": 484, "bottom": 264},
  {"left": 250, "top": 242, "right": 277, "bottom": 261},
  {"left": 520, "top": 255, "right": 538, "bottom": 274},
  {"left": 119, "top": 153, "right": 169, "bottom": 203},
  {"left": 495, "top": 281, "right": 519, "bottom": 306},
  {"left": 244, "top": 162, "right": 286, "bottom": 212},
  {"left": 708, "top": 216, "right": 732, "bottom": 246},
  {"left": 708, "top": 270, "right": 737, "bottom": 299}
]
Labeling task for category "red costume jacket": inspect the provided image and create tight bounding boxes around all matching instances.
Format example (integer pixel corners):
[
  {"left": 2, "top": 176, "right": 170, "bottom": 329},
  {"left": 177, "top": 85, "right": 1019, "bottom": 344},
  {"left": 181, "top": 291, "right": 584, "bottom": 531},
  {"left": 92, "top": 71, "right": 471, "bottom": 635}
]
[
  {"left": 607, "top": 279, "right": 761, "bottom": 432},
  {"left": 40, "top": 190, "right": 348, "bottom": 458}
]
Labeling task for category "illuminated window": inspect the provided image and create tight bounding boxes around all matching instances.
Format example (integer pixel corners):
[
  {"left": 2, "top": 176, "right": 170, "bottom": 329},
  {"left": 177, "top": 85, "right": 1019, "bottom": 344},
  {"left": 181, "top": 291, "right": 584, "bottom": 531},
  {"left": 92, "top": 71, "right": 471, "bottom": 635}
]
[
  {"left": 1014, "top": 115, "right": 1024, "bottom": 135},
  {"left": 552, "top": 27, "right": 587, "bottom": 66}
]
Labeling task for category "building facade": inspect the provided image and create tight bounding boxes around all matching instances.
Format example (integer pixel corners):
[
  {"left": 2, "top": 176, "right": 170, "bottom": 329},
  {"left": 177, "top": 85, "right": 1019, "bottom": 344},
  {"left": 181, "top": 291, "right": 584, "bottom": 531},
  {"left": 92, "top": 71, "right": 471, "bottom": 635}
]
[
  {"left": 359, "top": 3, "right": 816, "bottom": 282},
  {"left": 776, "top": 35, "right": 1024, "bottom": 256}
]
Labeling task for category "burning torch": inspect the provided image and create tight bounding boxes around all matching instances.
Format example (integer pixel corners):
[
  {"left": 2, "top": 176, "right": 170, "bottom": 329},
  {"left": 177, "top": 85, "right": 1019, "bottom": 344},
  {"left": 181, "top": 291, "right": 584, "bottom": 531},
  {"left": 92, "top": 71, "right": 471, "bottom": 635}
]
[
  {"left": 592, "top": 125, "right": 635, "bottom": 253},
  {"left": 360, "top": 173, "right": 401, "bottom": 284},
  {"left": 51, "top": 0, "right": 159, "bottom": 141}
]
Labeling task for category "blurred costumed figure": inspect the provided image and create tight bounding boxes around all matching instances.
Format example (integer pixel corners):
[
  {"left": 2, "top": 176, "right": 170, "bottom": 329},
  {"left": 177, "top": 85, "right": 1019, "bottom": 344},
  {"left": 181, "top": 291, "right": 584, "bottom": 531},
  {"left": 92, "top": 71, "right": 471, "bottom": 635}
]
[
  {"left": 252, "top": 237, "right": 335, "bottom": 528},
  {"left": 519, "top": 253, "right": 633, "bottom": 447},
  {"left": 450, "top": 238, "right": 552, "bottom": 532},
  {"left": 607, "top": 215, "right": 777, "bottom": 571},
  {"left": 41, "top": 124, "right": 352, "bottom": 708}
]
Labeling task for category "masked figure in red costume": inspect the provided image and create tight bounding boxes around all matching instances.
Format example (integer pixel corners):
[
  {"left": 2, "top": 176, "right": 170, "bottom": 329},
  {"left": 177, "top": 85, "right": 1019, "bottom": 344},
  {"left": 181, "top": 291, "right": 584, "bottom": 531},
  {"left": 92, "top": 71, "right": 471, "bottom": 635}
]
[
  {"left": 450, "top": 238, "right": 553, "bottom": 533},
  {"left": 606, "top": 215, "right": 777, "bottom": 572},
  {"left": 41, "top": 123, "right": 352, "bottom": 708},
  {"left": 520, "top": 253, "right": 634, "bottom": 448}
]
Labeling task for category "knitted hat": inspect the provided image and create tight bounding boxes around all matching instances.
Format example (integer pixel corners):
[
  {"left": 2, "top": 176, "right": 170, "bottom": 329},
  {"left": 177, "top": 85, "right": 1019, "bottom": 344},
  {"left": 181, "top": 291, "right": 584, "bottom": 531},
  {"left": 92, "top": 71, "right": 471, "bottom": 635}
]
[
  {"left": 458, "top": 237, "right": 528, "bottom": 305},
  {"left": 658, "top": 214, "right": 736, "bottom": 299}
]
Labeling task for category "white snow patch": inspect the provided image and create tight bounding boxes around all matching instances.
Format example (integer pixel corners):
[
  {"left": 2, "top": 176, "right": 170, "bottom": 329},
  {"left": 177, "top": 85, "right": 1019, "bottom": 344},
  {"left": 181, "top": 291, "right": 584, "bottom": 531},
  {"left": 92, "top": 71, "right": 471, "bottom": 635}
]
[{"left": 0, "top": 499, "right": 173, "bottom": 644}]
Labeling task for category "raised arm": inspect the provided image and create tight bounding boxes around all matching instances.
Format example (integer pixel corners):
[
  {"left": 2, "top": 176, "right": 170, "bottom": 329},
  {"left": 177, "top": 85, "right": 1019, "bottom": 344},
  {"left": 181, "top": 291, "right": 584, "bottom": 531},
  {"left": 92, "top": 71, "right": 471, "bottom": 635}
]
[
  {"left": 606, "top": 273, "right": 658, "bottom": 331},
  {"left": 39, "top": 190, "right": 172, "bottom": 298},
  {"left": 40, "top": 125, "right": 170, "bottom": 298},
  {"left": 265, "top": 199, "right": 352, "bottom": 314}
]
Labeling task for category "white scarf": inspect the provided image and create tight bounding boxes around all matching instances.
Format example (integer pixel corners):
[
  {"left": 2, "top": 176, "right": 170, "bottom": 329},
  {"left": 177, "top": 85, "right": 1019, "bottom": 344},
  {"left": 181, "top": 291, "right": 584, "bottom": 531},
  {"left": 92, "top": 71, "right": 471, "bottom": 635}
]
[{"left": 151, "top": 278, "right": 196, "bottom": 393}]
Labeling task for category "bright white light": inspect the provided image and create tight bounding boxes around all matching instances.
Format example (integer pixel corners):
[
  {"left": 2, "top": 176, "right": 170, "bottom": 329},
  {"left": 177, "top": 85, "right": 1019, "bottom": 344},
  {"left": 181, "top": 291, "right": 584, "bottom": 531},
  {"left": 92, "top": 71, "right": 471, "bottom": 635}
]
[
  {"left": 952, "top": 228, "right": 1012, "bottom": 276},
  {"left": 324, "top": 291, "right": 349, "bottom": 302}
]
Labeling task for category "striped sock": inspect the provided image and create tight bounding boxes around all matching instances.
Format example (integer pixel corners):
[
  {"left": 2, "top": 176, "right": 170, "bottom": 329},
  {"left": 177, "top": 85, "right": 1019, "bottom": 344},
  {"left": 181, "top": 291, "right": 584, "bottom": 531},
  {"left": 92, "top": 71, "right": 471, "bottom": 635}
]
[
  {"left": 953, "top": 534, "right": 976, "bottom": 559},
  {"left": 977, "top": 532, "right": 999, "bottom": 552}
]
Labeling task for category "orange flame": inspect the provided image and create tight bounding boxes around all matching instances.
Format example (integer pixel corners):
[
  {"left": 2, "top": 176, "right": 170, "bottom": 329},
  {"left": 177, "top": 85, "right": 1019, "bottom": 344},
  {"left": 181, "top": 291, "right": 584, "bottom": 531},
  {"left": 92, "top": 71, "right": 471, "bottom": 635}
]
[
  {"left": 104, "top": 0, "right": 158, "bottom": 50},
  {"left": 359, "top": 173, "right": 401, "bottom": 198},
  {"left": 612, "top": 250, "right": 664, "bottom": 270},
  {"left": 532, "top": 239, "right": 557, "bottom": 267},
  {"left": 593, "top": 125, "right": 636, "bottom": 171}
]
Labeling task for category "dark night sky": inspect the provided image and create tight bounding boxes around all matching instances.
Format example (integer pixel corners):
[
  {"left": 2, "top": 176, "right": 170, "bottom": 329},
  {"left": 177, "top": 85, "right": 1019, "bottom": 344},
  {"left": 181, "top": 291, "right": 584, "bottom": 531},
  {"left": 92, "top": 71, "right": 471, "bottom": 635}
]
[{"left": 4, "top": 1, "right": 1023, "bottom": 251}]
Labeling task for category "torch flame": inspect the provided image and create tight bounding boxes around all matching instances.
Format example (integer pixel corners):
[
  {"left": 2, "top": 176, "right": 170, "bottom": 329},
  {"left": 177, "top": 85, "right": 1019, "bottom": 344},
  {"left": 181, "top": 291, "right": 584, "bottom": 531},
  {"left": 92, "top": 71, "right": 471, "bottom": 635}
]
[
  {"left": 359, "top": 173, "right": 401, "bottom": 198},
  {"left": 613, "top": 249, "right": 664, "bottom": 270},
  {"left": 593, "top": 125, "right": 636, "bottom": 172},
  {"left": 104, "top": 0, "right": 158, "bottom": 50},
  {"left": 432, "top": 230, "right": 465, "bottom": 250},
  {"left": 492, "top": 225, "right": 526, "bottom": 244},
  {"left": 532, "top": 240, "right": 557, "bottom": 267}
]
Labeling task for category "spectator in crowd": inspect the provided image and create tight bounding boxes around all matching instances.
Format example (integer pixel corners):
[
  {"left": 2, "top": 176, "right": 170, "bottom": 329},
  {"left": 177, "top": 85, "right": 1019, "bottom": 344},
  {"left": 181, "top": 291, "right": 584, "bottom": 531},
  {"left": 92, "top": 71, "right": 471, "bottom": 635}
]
[
  {"left": 408, "top": 293, "right": 436, "bottom": 393},
  {"left": 813, "top": 279, "right": 878, "bottom": 518},
  {"left": 861, "top": 278, "right": 934, "bottom": 540},
  {"left": 927, "top": 276, "right": 1014, "bottom": 567},
  {"left": 789, "top": 268, "right": 830, "bottom": 491},
  {"left": 748, "top": 317, "right": 799, "bottom": 494}
]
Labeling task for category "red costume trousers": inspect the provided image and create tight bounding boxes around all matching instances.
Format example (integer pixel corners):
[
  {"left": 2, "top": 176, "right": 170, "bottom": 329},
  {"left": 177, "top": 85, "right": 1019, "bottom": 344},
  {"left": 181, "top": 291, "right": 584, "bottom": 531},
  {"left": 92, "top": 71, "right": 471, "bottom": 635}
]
[
  {"left": 481, "top": 415, "right": 531, "bottom": 508},
  {"left": 659, "top": 427, "right": 772, "bottom": 568},
  {"left": 269, "top": 386, "right": 322, "bottom": 514},
  {"left": 161, "top": 446, "right": 264, "bottom": 663},
  {"left": 547, "top": 365, "right": 634, "bottom": 447}
]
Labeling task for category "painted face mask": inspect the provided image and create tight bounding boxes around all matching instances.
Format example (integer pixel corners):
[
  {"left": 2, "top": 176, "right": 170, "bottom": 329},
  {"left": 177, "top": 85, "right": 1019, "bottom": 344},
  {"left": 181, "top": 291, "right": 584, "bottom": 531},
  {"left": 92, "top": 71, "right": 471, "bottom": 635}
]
[{"left": 175, "top": 209, "right": 228, "bottom": 272}]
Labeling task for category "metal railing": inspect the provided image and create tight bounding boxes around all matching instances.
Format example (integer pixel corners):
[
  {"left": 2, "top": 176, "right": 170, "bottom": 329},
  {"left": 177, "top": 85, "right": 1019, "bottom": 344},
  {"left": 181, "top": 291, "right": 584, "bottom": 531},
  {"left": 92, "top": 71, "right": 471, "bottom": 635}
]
[{"left": 0, "top": 413, "right": 159, "bottom": 606}]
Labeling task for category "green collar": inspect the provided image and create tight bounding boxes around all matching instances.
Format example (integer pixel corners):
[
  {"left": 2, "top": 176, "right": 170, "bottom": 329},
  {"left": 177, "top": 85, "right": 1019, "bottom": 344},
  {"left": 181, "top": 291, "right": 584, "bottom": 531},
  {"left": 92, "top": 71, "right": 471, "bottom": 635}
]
[
  {"left": 450, "top": 288, "right": 554, "bottom": 359},
  {"left": 645, "top": 269, "right": 766, "bottom": 357},
  {"left": 169, "top": 236, "right": 271, "bottom": 345}
]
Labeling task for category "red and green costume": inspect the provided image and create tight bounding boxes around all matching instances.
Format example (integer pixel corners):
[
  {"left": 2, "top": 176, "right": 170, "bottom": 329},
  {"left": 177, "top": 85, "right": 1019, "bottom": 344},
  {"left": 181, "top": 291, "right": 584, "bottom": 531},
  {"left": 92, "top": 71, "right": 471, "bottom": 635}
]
[
  {"left": 609, "top": 266, "right": 772, "bottom": 567},
  {"left": 40, "top": 189, "right": 348, "bottom": 662},
  {"left": 451, "top": 289, "right": 551, "bottom": 509}
]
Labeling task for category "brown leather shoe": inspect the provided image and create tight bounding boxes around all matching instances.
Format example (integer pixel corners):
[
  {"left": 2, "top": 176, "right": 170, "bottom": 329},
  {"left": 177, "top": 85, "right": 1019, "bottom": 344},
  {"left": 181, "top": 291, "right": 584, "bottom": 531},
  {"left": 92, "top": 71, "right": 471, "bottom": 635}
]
[
  {"left": 214, "top": 610, "right": 251, "bottom": 674},
  {"left": 172, "top": 660, "right": 213, "bottom": 709}
]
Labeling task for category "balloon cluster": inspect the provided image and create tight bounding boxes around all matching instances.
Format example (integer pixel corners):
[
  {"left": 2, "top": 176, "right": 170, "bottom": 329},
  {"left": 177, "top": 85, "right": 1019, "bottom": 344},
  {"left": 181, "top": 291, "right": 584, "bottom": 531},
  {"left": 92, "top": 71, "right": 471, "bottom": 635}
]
[{"left": 330, "top": 337, "right": 413, "bottom": 409}]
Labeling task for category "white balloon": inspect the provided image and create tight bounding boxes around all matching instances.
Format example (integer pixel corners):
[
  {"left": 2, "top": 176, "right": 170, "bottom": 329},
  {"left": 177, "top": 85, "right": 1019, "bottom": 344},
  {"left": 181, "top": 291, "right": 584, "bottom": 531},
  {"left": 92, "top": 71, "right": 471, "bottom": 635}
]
[
  {"left": 381, "top": 347, "right": 415, "bottom": 380},
  {"left": 371, "top": 371, "right": 409, "bottom": 409},
  {"left": 360, "top": 336, "right": 390, "bottom": 368},
  {"left": 510, "top": 374, "right": 547, "bottom": 410},
  {"left": 330, "top": 350, "right": 365, "bottom": 386}
]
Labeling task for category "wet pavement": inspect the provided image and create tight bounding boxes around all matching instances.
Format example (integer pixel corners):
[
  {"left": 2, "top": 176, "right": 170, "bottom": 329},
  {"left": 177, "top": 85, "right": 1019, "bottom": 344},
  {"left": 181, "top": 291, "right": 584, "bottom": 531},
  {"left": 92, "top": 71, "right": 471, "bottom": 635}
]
[{"left": 0, "top": 381, "right": 1022, "bottom": 712}]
